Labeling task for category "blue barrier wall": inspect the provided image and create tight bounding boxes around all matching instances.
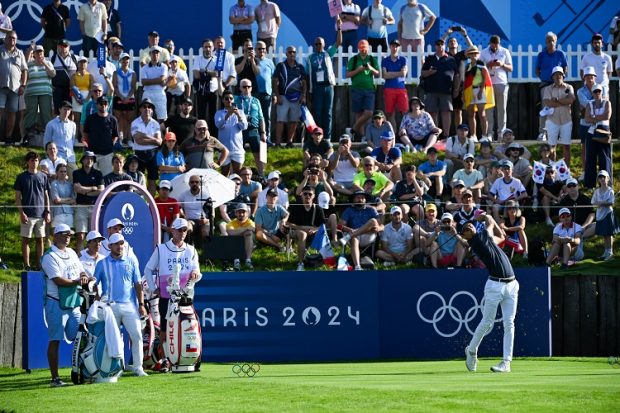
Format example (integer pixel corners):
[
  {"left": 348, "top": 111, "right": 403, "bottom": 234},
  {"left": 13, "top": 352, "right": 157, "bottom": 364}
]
[{"left": 22, "top": 267, "right": 550, "bottom": 369}]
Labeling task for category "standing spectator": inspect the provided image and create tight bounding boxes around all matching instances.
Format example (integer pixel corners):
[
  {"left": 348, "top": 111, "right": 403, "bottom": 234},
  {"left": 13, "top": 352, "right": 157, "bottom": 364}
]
[
  {"left": 41, "top": 0, "right": 71, "bottom": 56},
  {"left": 50, "top": 163, "right": 76, "bottom": 228},
  {"left": 339, "top": 0, "right": 361, "bottom": 52},
  {"left": 165, "top": 56, "right": 190, "bottom": 116},
  {"left": 72, "top": 151, "right": 103, "bottom": 249},
  {"left": 444, "top": 123, "right": 475, "bottom": 178},
  {"left": 44, "top": 101, "right": 77, "bottom": 175},
  {"left": 381, "top": 39, "right": 408, "bottom": 133},
  {"left": 131, "top": 98, "right": 162, "bottom": 193},
  {"left": 463, "top": 46, "right": 492, "bottom": 140},
  {"left": 223, "top": 203, "right": 256, "bottom": 270},
  {"left": 112, "top": 52, "right": 136, "bottom": 141},
  {"left": 0, "top": 30, "right": 28, "bottom": 144},
  {"left": 480, "top": 35, "right": 512, "bottom": 140},
  {"left": 453, "top": 153, "right": 484, "bottom": 203},
  {"left": 71, "top": 58, "right": 93, "bottom": 132},
  {"left": 254, "top": 0, "right": 281, "bottom": 53},
  {"left": 106, "top": 39, "right": 123, "bottom": 69},
  {"left": 535, "top": 32, "right": 567, "bottom": 141},
  {"left": 420, "top": 39, "right": 458, "bottom": 137},
  {"left": 141, "top": 48, "right": 168, "bottom": 122},
  {"left": 192, "top": 39, "right": 220, "bottom": 133},
  {"left": 86, "top": 52, "right": 115, "bottom": 100},
  {"left": 41, "top": 224, "right": 89, "bottom": 388},
  {"left": 83, "top": 96, "right": 119, "bottom": 176},
  {"left": 24, "top": 45, "right": 56, "bottom": 142},
  {"left": 255, "top": 41, "right": 275, "bottom": 145},
  {"left": 103, "top": 153, "right": 133, "bottom": 191},
  {"left": 0, "top": 3, "right": 12, "bottom": 45},
  {"left": 397, "top": 0, "right": 435, "bottom": 53},
  {"left": 39, "top": 142, "right": 66, "bottom": 180},
  {"left": 179, "top": 119, "right": 229, "bottom": 170},
  {"left": 273, "top": 46, "right": 306, "bottom": 147},
  {"left": 546, "top": 208, "right": 583, "bottom": 268},
  {"left": 102, "top": 0, "right": 121, "bottom": 40},
  {"left": 138, "top": 31, "right": 170, "bottom": 66},
  {"left": 15, "top": 152, "right": 51, "bottom": 270},
  {"left": 363, "top": 109, "right": 397, "bottom": 152},
  {"left": 418, "top": 147, "right": 446, "bottom": 198},
  {"left": 77, "top": 0, "right": 107, "bottom": 56},
  {"left": 255, "top": 189, "right": 289, "bottom": 251},
  {"left": 346, "top": 40, "right": 379, "bottom": 140},
  {"left": 328, "top": 134, "right": 360, "bottom": 196},
  {"left": 154, "top": 180, "right": 180, "bottom": 242},
  {"left": 592, "top": 170, "right": 616, "bottom": 261},
  {"left": 361, "top": 0, "right": 395, "bottom": 52},
  {"left": 156, "top": 131, "right": 186, "bottom": 182},
  {"left": 377, "top": 206, "right": 417, "bottom": 266},
  {"left": 215, "top": 36, "right": 238, "bottom": 93},
  {"left": 215, "top": 90, "right": 248, "bottom": 176},
  {"left": 303, "top": 127, "right": 333, "bottom": 168},
  {"left": 234, "top": 39, "right": 258, "bottom": 93},
  {"left": 307, "top": 26, "right": 341, "bottom": 142},
  {"left": 542, "top": 66, "right": 575, "bottom": 167},
  {"left": 442, "top": 27, "right": 474, "bottom": 128},
  {"left": 583, "top": 84, "right": 612, "bottom": 188},
  {"left": 579, "top": 33, "right": 613, "bottom": 98},
  {"left": 399, "top": 96, "right": 440, "bottom": 153},
  {"left": 235, "top": 79, "right": 267, "bottom": 179},
  {"left": 123, "top": 154, "right": 146, "bottom": 187},
  {"left": 576, "top": 67, "right": 596, "bottom": 178},
  {"left": 163, "top": 39, "right": 187, "bottom": 72},
  {"left": 49, "top": 39, "right": 76, "bottom": 115},
  {"left": 230, "top": 0, "right": 255, "bottom": 52},
  {"left": 164, "top": 97, "right": 197, "bottom": 145}
]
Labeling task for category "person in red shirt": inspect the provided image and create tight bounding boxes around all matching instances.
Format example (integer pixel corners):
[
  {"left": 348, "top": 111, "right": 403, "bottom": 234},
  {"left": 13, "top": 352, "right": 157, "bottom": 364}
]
[{"left": 154, "top": 180, "right": 180, "bottom": 242}]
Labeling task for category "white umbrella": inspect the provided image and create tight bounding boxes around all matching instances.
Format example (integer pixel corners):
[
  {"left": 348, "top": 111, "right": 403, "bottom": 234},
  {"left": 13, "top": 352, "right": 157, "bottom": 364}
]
[{"left": 169, "top": 168, "right": 236, "bottom": 208}]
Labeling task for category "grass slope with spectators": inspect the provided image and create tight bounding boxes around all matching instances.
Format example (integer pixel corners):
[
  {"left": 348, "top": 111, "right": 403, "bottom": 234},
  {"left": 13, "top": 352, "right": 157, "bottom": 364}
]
[{"left": 0, "top": 143, "right": 617, "bottom": 283}]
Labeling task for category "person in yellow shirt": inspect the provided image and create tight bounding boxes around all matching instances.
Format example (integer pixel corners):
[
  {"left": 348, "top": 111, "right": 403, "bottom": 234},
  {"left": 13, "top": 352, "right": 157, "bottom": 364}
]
[{"left": 223, "top": 203, "right": 255, "bottom": 270}]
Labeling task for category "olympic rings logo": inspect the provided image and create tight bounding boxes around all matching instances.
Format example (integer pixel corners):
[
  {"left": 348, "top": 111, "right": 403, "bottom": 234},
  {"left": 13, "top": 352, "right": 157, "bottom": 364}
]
[
  {"left": 232, "top": 363, "right": 261, "bottom": 377},
  {"left": 416, "top": 291, "right": 501, "bottom": 338},
  {"left": 5, "top": 0, "right": 118, "bottom": 46}
]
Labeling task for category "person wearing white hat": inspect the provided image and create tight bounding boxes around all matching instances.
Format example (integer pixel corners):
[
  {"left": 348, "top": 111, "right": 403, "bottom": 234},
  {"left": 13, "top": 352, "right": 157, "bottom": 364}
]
[
  {"left": 546, "top": 207, "right": 583, "bottom": 268},
  {"left": 94, "top": 232, "right": 147, "bottom": 377},
  {"left": 376, "top": 206, "right": 417, "bottom": 267},
  {"left": 155, "top": 179, "right": 181, "bottom": 242},
  {"left": 100, "top": 218, "right": 139, "bottom": 267},
  {"left": 576, "top": 66, "right": 597, "bottom": 176},
  {"left": 257, "top": 170, "right": 289, "bottom": 209},
  {"left": 583, "top": 83, "right": 612, "bottom": 189},
  {"left": 41, "top": 223, "right": 89, "bottom": 387},
  {"left": 541, "top": 65, "right": 575, "bottom": 168},
  {"left": 591, "top": 170, "right": 615, "bottom": 261},
  {"left": 427, "top": 212, "right": 467, "bottom": 268},
  {"left": 452, "top": 152, "right": 484, "bottom": 203},
  {"left": 79, "top": 230, "right": 105, "bottom": 279},
  {"left": 0, "top": 3, "right": 13, "bottom": 45},
  {"left": 111, "top": 51, "right": 137, "bottom": 141}
]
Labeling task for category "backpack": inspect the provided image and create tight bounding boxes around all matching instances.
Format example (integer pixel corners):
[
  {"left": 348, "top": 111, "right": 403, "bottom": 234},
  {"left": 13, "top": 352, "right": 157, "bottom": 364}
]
[{"left": 528, "top": 236, "right": 548, "bottom": 266}]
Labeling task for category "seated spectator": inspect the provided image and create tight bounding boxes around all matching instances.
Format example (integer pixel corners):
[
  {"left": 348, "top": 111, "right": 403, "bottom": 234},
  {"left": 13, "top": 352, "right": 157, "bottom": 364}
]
[
  {"left": 475, "top": 139, "right": 497, "bottom": 178},
  {"left": 285, "top": 186, "right": 326, "bottom": 271},
  {"left": 238, "top": 166, "right": 262, "bottom": 216},
  {"left": 363, "top": 110, "right": 399, "bottom": 153},
  {"left": 398, "top": 97, "right": 441, "bottom": 154},
  {"left": 258, "top": 171, "right": 289, "bottom": 209},
  {"left": 328, "top": 134, "right": 360, "bottom": 196},
  {"left": 39, "top": 142, "right": 67, "bottom": 180},
  {"left": 391, "top": 164, "right": 429, "bottom": 222},
  {"left": 222, "top": 203, "right": 255, "bottom": 271},
  {"left": 418, "top": 147, "right": 446, "bottom": 199},
  {"left": 316, "top": 191, "right": 339, "bottom": 244},
  {"left": 489, "top": 159, "right": 528, "bottom": 221},
  {"left": 303, "top": 127, "right": 333, "bottom": 168},
  {"left": 154, "top": 180, "right": 180, "bottom": 242},
  {"left": 338, "top": 190, "right": 381, "bottom": 271},
  {"left": 296, "top": 167, "right": 335, "bottom": 205},
  {"left": 591, "top": 170, "right": 616, "bottom": 261},
  {"left": 505, "top": 142, "right": 533, "bottom": 188},
  {"left": 444, "top": 124, "right": 475, "bottom": 178},
  {"left": 538, "top": 166, "right": 564, "bottom": 226},
  {"left": 178, "top": 174, "right": 211, "bottom": 245},
  {"left": 427, "top": 213, "right": 467, "bottom": 268},
  {"left": 217, "top": 173, "right": 251, "bottom": 235},
  {"left": 124, "top": 154, "right": 146, "bottom": 187},
  {"left": 376, "top": 206, "right": 417, "bottom": 266},
  {"left": 360, "top": 178, "right": 386, "bottom": 215},
  {"left": 164, "top": 97, "right": 197, "bottom": 146},
  {"left": 156, "top": 131, "right": 186, "bottom": 182},
  {"left": 557, "top": 177, "right": 595, "bottom": 237},
  {"left": 103, "top": 153, "right": 133, "bottom": 192},
  {"left": 499, "top": 200, "right": 528, "bottom": 256},
  {"left": 452, "top": 153, "right": 484, "bottom": 203},
  {"left": 445, "top": 179, "right": 466, "bottom": 212},
  {"left": 494, "top": 128, "right": 531, "bottom": 160},
  {"left": 546, "top": 207, "right": 583, "bottom": 268},
  {"left": 352, "top": 156, "right": 394, "bottom": 201},
  {"left": 370, "top": 130, "right": 402, "bottom": 182},
  {"left": 50, "top": 163, "right": 76, "bottom": 229},
  {"left": 452, "top": 189, "right": 479, "bottom": 233},
  {"left": 180, "top": 119, "right": 229, "bottom": 171},
  {"left": 482, "top": 160, "right": 501, "bottom": 202},
  {"left": 255, "top": 189, "right": 289, "bottom": 251}
]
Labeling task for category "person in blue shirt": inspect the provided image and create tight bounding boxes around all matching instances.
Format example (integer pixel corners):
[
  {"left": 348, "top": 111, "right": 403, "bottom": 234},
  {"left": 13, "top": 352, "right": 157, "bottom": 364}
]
[
  {"left": 94, "top": 233, "right": 148, "bottom": 377},
  {"left": 235, "top": 79, "right": 266, "bottom": 180},
  {"left": 370, "top": 130, "right": 402, "bottom": 182},
  {"left": 535, "top": 32, "right": 567, "bottom": 141},
  {"left": 255, "top": 41, "right": 275, "bottom": 145},
  {"left": 339, "top": 190, "right": 381, "bottom": 270},
  {"left": 156, "top": 131, "right": 186, "bottom": 182},
  {"left": 381, "top": 39, "right": 408, "bottom": 132},
  {"left": 418, "top": 146, "right": 446, "bottom": 198}
]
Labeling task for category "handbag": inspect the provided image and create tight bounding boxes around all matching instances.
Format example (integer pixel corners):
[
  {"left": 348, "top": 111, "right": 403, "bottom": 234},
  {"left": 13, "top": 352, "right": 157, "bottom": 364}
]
[
  {"left": 58, "top": 285, "right": 82, "bottom": 310},
  {"left": 592, "top": 128, "right": 612, "bottom": 144}
]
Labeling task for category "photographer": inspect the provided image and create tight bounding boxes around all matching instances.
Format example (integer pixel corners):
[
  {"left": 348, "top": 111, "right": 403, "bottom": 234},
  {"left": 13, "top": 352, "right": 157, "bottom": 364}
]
[{"left": 427, "top": 213, "right": 468, "bottom": 268}]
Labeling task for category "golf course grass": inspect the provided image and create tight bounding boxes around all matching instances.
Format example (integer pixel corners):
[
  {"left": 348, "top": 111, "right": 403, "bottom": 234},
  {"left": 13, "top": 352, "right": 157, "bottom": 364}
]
[{"left": 2, "top": 358, "right": 619, "bottom": 412}]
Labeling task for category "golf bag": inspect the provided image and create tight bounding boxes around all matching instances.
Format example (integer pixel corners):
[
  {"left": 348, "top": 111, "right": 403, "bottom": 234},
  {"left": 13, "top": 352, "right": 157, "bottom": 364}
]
[
  {"left": 71, "top": 282, "right": 124, "bottom": 384},
  {"left": 141, "top": 278, "right": 166, "bottom": 371},
  {"left": 164, "top": 277, "right": 202, "bottom": 373}
]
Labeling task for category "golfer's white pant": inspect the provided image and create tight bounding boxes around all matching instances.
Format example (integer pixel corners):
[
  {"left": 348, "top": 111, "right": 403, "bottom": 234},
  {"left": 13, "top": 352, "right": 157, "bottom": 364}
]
[
  {"left": 468, "top": 279, "right": 519, "bottom": 361},
  {"left": 111, "top": 302, "right": 143, "bottom": 369}
]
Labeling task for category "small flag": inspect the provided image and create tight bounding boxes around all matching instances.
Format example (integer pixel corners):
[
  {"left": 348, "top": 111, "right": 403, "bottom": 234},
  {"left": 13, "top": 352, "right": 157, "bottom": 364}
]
[
  {"left": 554, "top": 159, "right": 571, "bottom": 181},
  {"left": 309, "top": 224, "right": 336, "bottom": 267},
  {"left": 533, "top": 161, "right": 547, "bottom": 185},
  {"left": 300, "top": 105, "right": 318, "bottom": 133},
  {"left": 337, "top": 256, "right": 352, "bottom": 271},
  {"left": 186, "top": 343, "right": 198, "bottom": 353}
]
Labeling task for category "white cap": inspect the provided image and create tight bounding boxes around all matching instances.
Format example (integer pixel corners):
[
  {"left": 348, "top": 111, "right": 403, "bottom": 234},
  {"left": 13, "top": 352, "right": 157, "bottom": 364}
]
[
  {"left": 317, "top": 192, "right": 330, "bottom": 209},
  {"left": 551, "top": 66, "right": 564, "bottom": 76},
  {"left": 390, "top": 206, "right": 402, "bottom": 215},
  {"left": 108, "top": 233, "right": 125, "bottom": 244},
  {"left": 236, "top": 202, "right": 249, "bottom": 212},
  {"left": 267, "top": 171, "right": 280, "bottom": 180},
  {"left": 120, "top": 52, "right": 130, "bottom": 60},
  {"left": 565, "top": 177, "right": 578, "bottom": 186},
  {"left": 582, "top": 66, "right": 597, "bottom": 78},
  {"left": 77, "top": 56, "right": 88, "bottom": 63},
  {"left": 86, "top": 230, "right": 105, "bottom": 242},
  {"left": 158, "top": 180, "right": 172, "bottom": 189},
  {"left": 106, "top": 218, "right": 124, "bottom": 228},
  {"left": 229, "top": 173, "right": 241, "bottom": 181},
  {"left": 558, "top": 208, "right": 571, "bottom": 216},
  {"left": 441, "top": 213, "right": 454, "bottom": 221},
  {"left": 171, "top": 218, "right": 188, "bottom": 229},
  {"left": 598, "top": 169, "right": 610, "bottom": 178},
  {"left": 592, "top": 83, "right": 603, "bottom": 92},
  {"left": 54, "top": 224, "right": 74, "bottom": 235},
  {"left": 463, "top": 153, "right": 475, "bottom": 161}
]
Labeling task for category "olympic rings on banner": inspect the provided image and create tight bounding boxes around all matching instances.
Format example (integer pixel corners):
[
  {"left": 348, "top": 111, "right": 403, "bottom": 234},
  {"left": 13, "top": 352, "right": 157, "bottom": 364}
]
[{"left": 232, "top": 363, "right": 261, "bottom": 377}]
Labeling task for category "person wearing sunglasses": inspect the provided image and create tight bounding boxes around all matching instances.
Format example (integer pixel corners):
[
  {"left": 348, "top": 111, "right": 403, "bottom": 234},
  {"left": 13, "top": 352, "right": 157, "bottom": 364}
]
[
  {"left": 546, "top": 207, "right": 583, "bottom": 268},
  {"left": 235, "top": 79, "right": 266, "bottom": 179},
  {"left": 215, "top": 90, "right": 248, "bottom": 176},
  {"left": 273, "top": 45, "right": 306, "bottom": 147},
  {"left": 557, "top": 177, "right": 595, "bottom": 237},
  {"left": 541, "top": 66, "right": 575, "bottom": 168}
]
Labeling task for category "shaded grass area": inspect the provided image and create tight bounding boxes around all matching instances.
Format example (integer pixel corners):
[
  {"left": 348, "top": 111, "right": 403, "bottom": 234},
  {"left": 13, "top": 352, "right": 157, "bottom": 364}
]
[
  {"left": 1, "top": 358, "right": 619, "bottom": 412},
  {"left": 0, "top": 142, "right": 617, "bottom": 282}
]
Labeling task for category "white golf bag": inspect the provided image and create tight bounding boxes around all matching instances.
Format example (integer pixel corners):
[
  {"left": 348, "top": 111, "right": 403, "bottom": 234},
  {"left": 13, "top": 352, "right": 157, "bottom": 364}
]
[
  {"left": 164, "top": 276, "right": 202, "bottom": 373},
  {"left": 71, "top": 282, "right": 124, "bottom": 384},
  {"left": 141, "top": 277, "right": 166, "bottom": 370}
]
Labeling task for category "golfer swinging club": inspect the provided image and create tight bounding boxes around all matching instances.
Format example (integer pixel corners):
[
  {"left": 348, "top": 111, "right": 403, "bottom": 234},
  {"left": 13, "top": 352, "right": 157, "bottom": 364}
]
[{"left": 461, "top": 217, "right": 519, "bottom": 373}]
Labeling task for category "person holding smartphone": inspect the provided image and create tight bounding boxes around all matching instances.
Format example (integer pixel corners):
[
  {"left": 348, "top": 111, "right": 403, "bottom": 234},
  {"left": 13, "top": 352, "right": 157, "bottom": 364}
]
[{"left": 215, "top": 90, "right": 248, "bottom": 176}]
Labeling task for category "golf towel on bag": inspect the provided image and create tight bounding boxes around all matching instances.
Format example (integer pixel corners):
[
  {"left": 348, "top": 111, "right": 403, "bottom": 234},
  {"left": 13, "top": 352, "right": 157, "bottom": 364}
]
[{"left": 87, "top": 301, "right": 124, "bottom": 359}]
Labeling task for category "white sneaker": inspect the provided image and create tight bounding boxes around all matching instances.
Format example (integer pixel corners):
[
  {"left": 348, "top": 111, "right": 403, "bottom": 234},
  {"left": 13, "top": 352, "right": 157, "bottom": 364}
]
[
  {"left": 383, "top": 260, "right": 395, "bottom": 267},
  {"left": 339, "top": 233, "right": 351, "bottom": 247},
  {"left": 545, "top": 217, "right": 554, "bottom": 227},
  {"left": 233, "top": 259, "right": 241, "bottom": 271},
  {"left": 465, "top": 346, "right": 478, "bottom": 372},
  {"left": 296, "top": 262, "right": 305, "bottom": 271},
  {"left": 354, "top": 265, "right": 363, "bottom": 271},
  {"left": 537, "top": 130, "right": 547, "bottom": 141},
  {"left": 603, "top": 252, "right": 613, "bottom": 261},
  {"left": 469, "top": 134, "right": 478, "bottom": 143},
  {"left": 133, "top": 367, "right": 148, "bottom": 377},
  {"left": 490, "top": 360, "right": 511, "bottom": 373}
]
